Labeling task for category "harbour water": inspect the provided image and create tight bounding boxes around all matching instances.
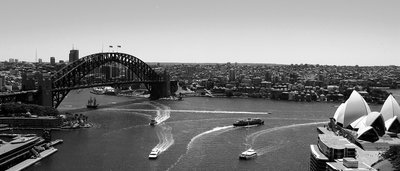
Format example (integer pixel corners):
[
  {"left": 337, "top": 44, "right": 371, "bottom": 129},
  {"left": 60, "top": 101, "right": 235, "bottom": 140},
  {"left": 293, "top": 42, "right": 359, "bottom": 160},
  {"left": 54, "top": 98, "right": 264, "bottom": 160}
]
[{"left": 25, "top": 89, "right": 400, "bottom": 171}]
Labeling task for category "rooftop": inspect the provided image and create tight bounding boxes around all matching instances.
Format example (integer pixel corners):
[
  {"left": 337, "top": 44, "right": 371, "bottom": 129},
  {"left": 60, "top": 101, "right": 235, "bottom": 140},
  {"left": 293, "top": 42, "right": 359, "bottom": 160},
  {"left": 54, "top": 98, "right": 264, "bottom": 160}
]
[{"left": 318, "top": 134, "right": 354, "bottom": 150}]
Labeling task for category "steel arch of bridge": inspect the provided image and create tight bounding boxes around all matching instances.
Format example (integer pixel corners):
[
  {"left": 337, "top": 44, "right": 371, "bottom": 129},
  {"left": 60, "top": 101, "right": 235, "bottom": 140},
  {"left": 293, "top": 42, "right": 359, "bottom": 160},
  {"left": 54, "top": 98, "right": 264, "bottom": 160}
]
[{"left": 51, "top": 52, "right": 164, "bottom": 108}]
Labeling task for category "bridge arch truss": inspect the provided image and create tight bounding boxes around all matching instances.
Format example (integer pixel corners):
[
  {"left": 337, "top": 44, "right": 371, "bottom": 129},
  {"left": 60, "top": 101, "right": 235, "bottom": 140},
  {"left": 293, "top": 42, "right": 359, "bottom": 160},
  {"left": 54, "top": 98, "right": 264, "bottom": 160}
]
[{"left": 51, "top": 52, "right": 165, "bottom": 108}]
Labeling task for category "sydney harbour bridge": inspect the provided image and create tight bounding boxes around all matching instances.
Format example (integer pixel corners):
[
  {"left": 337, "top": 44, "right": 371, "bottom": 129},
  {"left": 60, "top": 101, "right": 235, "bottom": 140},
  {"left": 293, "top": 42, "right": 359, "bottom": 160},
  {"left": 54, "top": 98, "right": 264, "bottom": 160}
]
[{"left": 0, "top": 52, "right": 173, "bottom": 108}]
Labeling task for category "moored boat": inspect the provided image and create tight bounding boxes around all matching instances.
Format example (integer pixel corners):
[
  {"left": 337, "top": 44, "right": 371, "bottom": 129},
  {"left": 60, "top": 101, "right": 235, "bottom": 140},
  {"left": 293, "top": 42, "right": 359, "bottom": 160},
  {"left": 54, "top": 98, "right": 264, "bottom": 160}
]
[
  {"left": 233, "top": 118, "right": 264, "bottom": 127},
  {"left": 239, "top": 148, "right": 257, "bottom": 160},
  {"left": 87, "top": 97, "right": 98, "bottom": 109}
]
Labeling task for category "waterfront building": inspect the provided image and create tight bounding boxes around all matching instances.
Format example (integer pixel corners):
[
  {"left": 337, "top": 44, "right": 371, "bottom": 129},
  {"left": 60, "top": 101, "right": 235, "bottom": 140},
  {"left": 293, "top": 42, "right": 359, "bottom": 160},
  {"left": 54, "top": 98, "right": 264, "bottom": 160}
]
[
  {"left": 69, "top": 49, "right": 79, "bottom": 63},
  {"left": 310, "top": 90, "right": 400, "bottom": 171},
  {"left": 50, "top": 57, "right": 55, "bottom": 65},
  {"left": 229, "top": 69, "right": 236, "bottom": 81},
  {"left": 38, "top": 58, "right": 42, "bottom": 63}
]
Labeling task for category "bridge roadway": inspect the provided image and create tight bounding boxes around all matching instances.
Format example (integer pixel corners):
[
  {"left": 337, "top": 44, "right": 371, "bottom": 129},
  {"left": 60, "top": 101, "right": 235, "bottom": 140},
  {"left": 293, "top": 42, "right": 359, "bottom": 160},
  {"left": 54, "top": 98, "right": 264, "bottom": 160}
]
[
  {"left": 0, "top": 90, "right": 38, "bottom": 104},
  {"left": 52, "top": 80, "right": 164, "bottom": 91},
  {"left": 0, "top": 90, "right": 38, "bottom": 97}
]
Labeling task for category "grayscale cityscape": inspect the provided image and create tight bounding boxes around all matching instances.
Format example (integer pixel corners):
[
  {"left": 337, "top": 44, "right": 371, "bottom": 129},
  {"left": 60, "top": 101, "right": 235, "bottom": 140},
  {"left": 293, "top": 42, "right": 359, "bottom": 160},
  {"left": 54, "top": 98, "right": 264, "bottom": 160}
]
[{"left": 1, "top": 0, "right": 400, "bottom": 171}]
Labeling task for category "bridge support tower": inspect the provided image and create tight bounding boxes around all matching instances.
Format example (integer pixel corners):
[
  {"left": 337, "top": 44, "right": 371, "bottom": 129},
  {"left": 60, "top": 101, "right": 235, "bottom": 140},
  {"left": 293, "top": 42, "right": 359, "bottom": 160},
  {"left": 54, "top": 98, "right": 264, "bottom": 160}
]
[{"left": 150, "top": 70, "right": 171, "bottom": 99}]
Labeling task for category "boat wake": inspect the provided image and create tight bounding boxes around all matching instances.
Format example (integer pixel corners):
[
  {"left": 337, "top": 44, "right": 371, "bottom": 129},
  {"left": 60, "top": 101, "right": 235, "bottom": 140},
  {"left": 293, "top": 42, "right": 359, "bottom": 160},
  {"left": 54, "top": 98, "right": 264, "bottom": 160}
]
[
  {"left": 171, "top": 110, "right": 271, "bottom": 115},
  {"left": 246, "top": 121, "right": 326, "bottom": 156},
  {"left": 148, "top": 102, "right": 171, "bottom": 124},
  {"left": 152, "top": 123, "right": 174, "bottom": 154},
  {"left": 99, "top": 109, "right": 152, "bottom": 119},
  {"left": 187, "top": 125, "right": 234, "bottom": 150},
  {"left": 103, "top": 108, "right": 271, "bottom": 115},
  {"left": 167, "top": 125, "right": 235, "bottom": 171},
  {"left": 147, "top": 102, "right": 174, "bottom": 156},
  {"left": 250, "top": 140, "right": 287, "bottom": 156}
]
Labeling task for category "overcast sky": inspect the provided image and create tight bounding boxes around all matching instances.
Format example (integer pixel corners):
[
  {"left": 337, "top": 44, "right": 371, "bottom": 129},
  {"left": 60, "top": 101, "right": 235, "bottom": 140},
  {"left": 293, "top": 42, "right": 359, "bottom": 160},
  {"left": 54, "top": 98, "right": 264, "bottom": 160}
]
[{"left": 0, "top": 0, "right": 399, "bottom": 65}]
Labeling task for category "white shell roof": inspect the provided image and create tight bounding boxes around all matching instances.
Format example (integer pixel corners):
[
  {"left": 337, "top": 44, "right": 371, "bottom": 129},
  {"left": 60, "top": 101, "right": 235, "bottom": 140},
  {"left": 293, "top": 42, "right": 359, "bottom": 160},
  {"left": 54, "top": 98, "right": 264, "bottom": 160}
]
[
  {"left": 357, "top": 125, "right": 378, "bottom": 139},
  {"left": 335, "top": 90, "right": 371, "bottom": 127},
  {"left": 381, "top": 95, "right": 400, "bottom": 121},
  {"left": 333, "top": 103, "right": 345, "bottom": 124},
  {"left": 350, "top": 115, "right": 366, "bottom": 129},
  {"left": 385, "top": 116, "right": 398, "bottom": 130},
  {"left": 365, "top": 112, "right": 383, "bottom": 126}
]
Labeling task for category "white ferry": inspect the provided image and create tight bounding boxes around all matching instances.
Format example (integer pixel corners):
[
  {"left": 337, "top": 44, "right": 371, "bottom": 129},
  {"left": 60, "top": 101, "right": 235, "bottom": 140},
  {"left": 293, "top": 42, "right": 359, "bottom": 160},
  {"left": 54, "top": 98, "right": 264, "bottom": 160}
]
[{"left": 148, "top": 148, "right": 160, "bottom": 159}]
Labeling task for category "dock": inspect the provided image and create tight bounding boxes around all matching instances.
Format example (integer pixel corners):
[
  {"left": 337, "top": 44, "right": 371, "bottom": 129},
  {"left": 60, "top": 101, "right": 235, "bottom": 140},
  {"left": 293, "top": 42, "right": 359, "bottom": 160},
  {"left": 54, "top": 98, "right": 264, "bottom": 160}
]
[{"left": 6, "top": 148, "right": 58, "bottom": 171}]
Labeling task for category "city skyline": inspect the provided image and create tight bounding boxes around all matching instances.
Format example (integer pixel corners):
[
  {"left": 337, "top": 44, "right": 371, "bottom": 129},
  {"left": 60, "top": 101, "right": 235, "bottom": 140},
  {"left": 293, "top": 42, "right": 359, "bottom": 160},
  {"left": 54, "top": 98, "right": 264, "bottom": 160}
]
[{"left": 0, "top": 0, "right": 399, "bottom": 66}]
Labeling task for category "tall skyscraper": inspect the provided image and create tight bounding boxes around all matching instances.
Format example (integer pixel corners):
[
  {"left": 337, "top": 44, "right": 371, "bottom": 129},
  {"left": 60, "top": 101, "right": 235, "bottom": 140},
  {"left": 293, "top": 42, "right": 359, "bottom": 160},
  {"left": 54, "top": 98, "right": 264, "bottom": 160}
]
[
  {"left": 50, "top": 57, "right": 56, "bottom": 65},
  {"left": 229, "top": 69, "right": 236, "bottom": 81},
  {"left": 38, "top": 58, "right": 43, "bottom": 63},
  {"left": 0, "top": 76, "right": 3, "bottom": 91},
  {"left": 69, "top": 49, "right": 79, "bottom": 63}
]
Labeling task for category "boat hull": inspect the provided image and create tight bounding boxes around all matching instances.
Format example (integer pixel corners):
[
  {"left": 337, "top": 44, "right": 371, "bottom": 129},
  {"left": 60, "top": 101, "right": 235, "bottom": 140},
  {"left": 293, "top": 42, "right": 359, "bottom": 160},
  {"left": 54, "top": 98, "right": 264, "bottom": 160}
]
[
  {"left": 239, "top": 154, "right": 257, "bottom": 160},
  {"left": 233, "top": 119, "right": 264, "bottom": 127},
  {"left": 86, "top": 105, "right": 98, "bottom": 109}
]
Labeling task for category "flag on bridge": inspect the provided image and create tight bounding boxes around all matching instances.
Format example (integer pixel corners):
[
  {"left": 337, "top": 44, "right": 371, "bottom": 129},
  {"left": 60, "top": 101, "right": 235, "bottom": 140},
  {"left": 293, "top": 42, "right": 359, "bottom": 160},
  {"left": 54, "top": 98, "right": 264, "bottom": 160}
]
[
  {"left": 117, "top": 45, "right": 121, "bottom": 48},
  {"left": 109, "top": 45, "right": 113, "bottom": 48}
]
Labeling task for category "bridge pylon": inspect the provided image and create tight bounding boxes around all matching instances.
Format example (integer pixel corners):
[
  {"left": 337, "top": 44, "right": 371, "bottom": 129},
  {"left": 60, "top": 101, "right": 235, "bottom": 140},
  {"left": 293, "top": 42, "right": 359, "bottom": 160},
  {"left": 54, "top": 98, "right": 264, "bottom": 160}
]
[{"left": 150, "top": 70, "right": 171, "bottom": 99}]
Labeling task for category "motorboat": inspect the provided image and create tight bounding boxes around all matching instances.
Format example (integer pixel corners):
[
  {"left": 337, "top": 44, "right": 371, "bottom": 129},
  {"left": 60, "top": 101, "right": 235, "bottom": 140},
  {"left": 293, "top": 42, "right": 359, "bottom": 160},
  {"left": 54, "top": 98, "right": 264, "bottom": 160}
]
[
  {"left": 149, "top": 119, "right": 157, "bottom": 126},
  {"left": 148, "top": 148, "right": 160, "bottom": 159},
  {"left": 239, "top": 148, "right": 257, "bottom": 160},
  {"left": 233, "top": 118, "right": 264, "bottom": 127}
]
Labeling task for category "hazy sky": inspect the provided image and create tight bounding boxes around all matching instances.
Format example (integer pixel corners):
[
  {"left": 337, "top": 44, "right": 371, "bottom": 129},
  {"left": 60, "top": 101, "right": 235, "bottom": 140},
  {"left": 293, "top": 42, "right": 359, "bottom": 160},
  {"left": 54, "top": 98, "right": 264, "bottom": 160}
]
[{"left": 0, "top": 0, "right": 399, "bottom": 65}]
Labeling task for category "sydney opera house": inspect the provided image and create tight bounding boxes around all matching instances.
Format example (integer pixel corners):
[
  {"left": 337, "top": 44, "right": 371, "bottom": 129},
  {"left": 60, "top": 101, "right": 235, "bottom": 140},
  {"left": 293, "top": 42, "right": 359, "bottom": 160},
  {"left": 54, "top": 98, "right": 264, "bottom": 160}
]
[{"left": 310, "top": 90, "right": 400, "bottom": 171}]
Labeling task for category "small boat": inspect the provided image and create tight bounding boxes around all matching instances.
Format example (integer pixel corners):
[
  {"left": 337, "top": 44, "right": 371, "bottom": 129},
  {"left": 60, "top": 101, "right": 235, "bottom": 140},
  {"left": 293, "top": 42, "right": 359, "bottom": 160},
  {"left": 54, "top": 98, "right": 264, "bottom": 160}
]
[
  {"left": 233, "top": 118, "right": 264, "bottom": 127},
  {"left": 149, "top": 119, "right": 157, "bottom": 126},
  {"left": 87, "top": 97, "right": 98, "bottom": 109},
  {"left": 49, "top": 139, "right": 63, "bottom": 146},
  {"left": 239, "top": 148, "right": 257, "bottom": 160},
  {"left": 148, "top": 148, "right": 160, "bottom": 159}
]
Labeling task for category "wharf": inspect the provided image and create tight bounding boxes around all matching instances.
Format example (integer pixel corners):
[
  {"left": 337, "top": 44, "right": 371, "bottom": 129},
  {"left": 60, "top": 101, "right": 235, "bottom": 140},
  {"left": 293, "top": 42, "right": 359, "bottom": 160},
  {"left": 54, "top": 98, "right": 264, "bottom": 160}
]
[{"left": 6, "top": 148, "right": 58, "bottom": 171}]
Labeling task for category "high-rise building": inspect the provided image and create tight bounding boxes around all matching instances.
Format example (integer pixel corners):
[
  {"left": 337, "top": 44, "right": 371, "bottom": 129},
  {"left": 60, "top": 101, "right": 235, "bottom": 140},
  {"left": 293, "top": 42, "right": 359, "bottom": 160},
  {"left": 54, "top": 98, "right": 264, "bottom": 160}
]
[
  {"left": 38, "top": 58, "right": 43, "bottom": 63},
  {"left": 50, "top": 57, "right": 56, "bottom": 65},
  {"left": 265, "top": 71, "right": 272, "bottom": 82},
  {"left": 69, "top": 49, "right": 79, "bottom": 63},
  {"left": 229, "top": 69, "right": 236, "bottom": 81},
  {"left": 0, "top": 77, "right": 3, "bottom": 91},
  {"left": 9, "top": 58, "right": 14, "bottom": 63}
]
